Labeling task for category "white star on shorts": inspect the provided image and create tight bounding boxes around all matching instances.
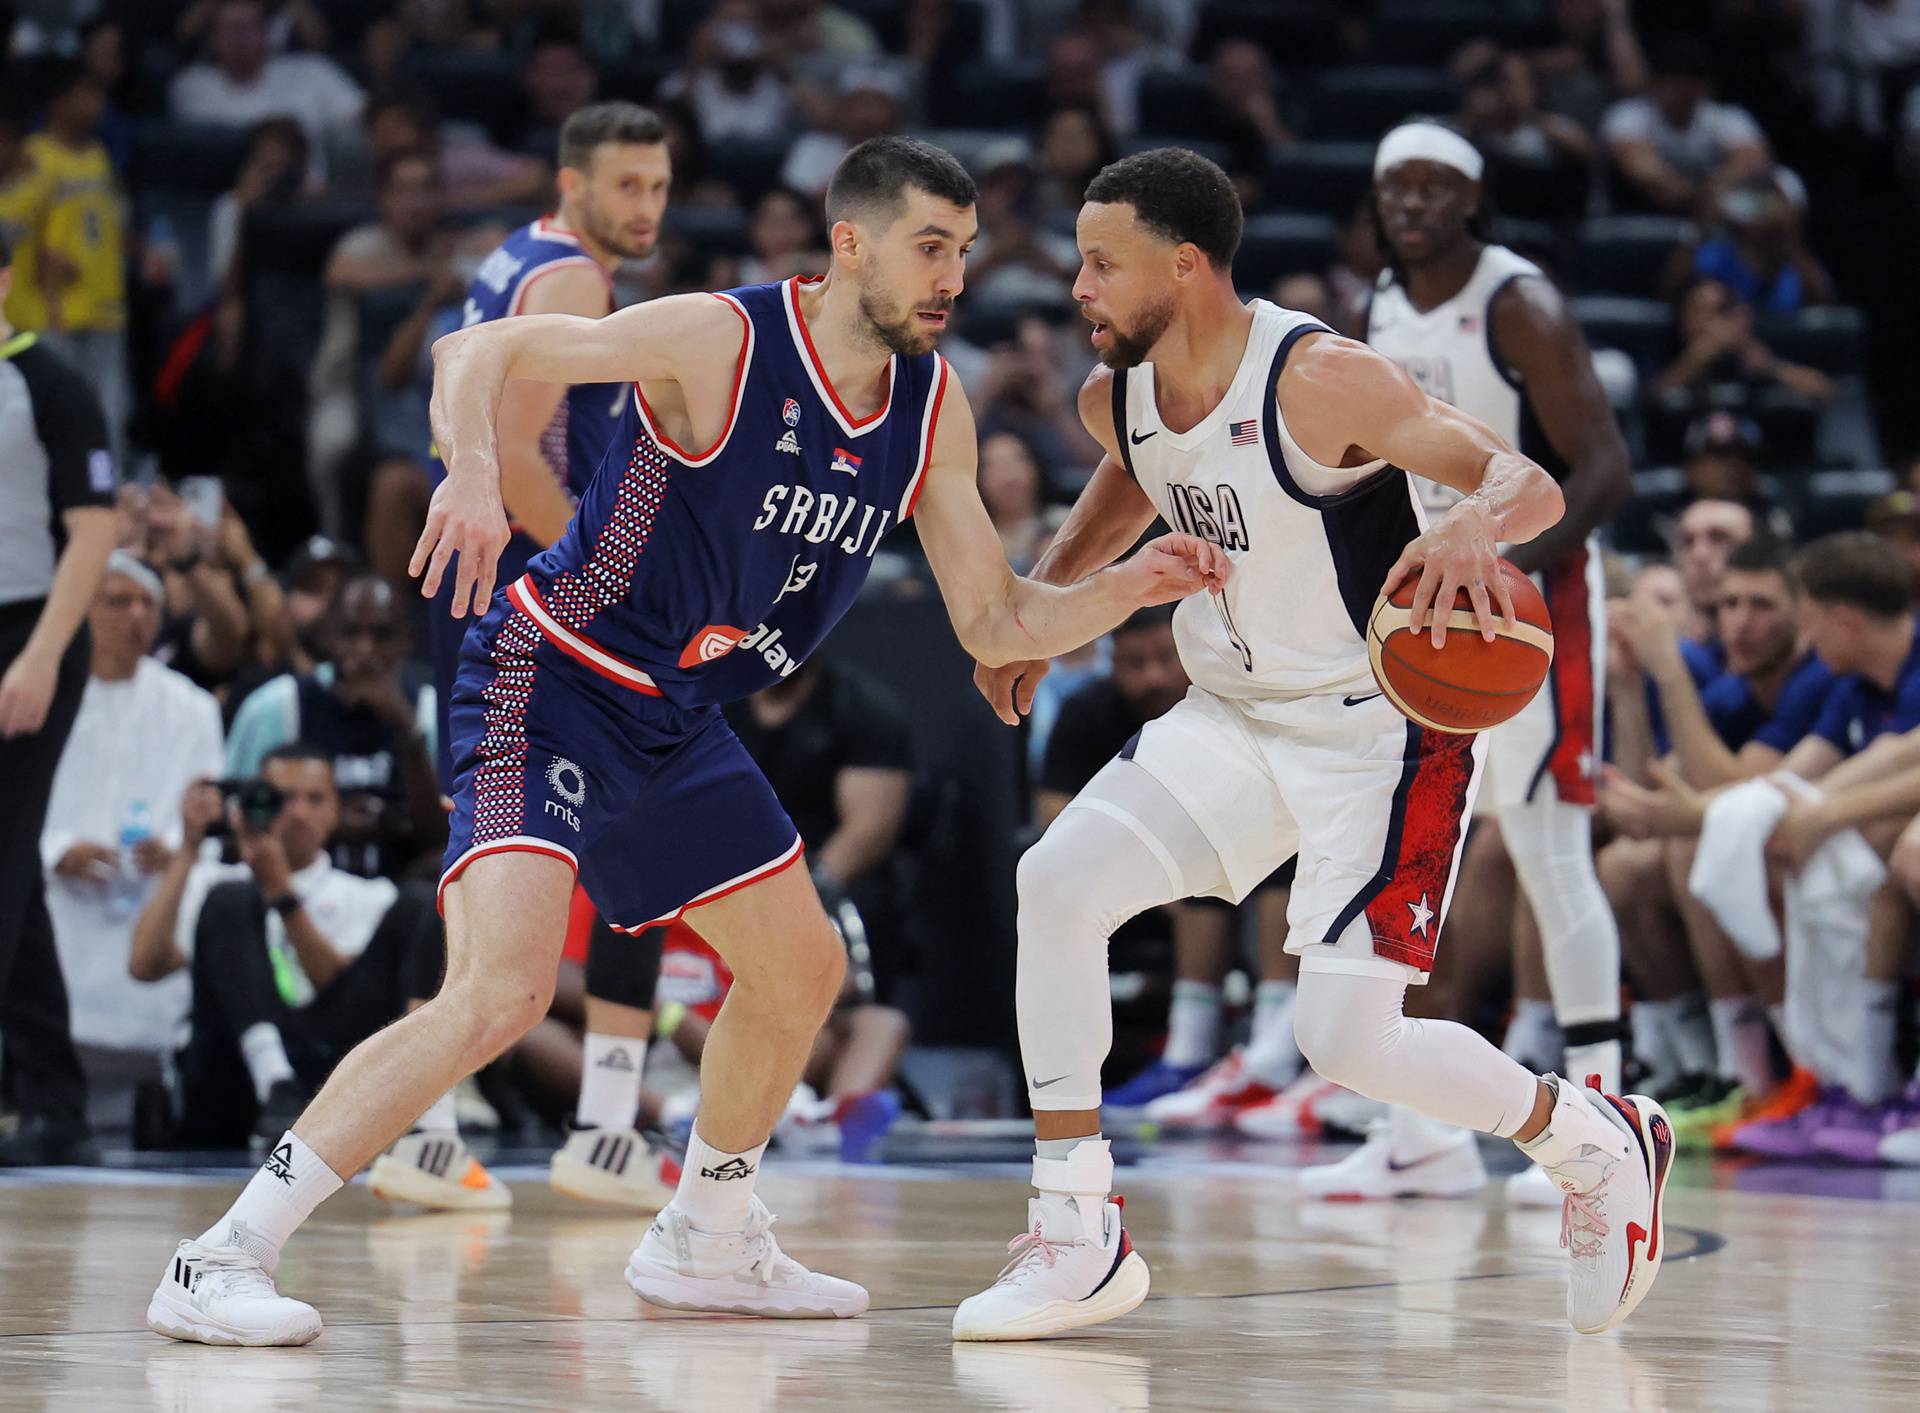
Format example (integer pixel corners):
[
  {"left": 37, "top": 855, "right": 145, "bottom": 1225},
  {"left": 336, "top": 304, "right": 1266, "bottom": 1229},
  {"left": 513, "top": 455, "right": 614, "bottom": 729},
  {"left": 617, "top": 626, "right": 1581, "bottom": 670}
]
[{"left": 1407, "top": 893, "right": 1435, "bottom": 937}]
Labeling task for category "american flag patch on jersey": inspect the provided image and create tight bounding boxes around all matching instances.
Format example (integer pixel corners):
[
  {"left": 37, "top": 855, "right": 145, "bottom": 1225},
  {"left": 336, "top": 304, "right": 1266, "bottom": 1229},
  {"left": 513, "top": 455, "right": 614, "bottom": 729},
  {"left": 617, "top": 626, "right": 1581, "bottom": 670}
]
[{"left": 1229, "top": 420, "right": 1258, "bottom": 446}]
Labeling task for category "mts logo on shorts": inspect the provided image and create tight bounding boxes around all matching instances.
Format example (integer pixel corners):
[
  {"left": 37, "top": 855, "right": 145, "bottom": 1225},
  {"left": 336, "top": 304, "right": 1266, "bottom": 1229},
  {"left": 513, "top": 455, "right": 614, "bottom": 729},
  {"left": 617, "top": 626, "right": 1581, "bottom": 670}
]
[{"left": 544, "top": 757, "right": 586, "bottom": 831}]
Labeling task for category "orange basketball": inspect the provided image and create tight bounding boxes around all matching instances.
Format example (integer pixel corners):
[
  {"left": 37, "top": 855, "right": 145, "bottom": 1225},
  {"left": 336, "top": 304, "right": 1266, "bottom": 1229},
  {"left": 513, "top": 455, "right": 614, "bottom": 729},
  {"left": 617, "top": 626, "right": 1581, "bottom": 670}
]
[{"left": 1367, "top": 559, "right": 1554, "bottom": 734}]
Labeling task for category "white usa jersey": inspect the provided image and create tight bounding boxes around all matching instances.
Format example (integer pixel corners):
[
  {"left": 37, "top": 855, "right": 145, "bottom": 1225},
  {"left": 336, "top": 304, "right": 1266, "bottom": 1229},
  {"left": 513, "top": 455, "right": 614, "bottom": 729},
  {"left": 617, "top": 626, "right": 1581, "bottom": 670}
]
[
  {"left": 1114, "top": 300, "right": 1425, "bottom": 705},
  {"left": 1364, "top": 244, "right": 1573, "bottom": 526}
]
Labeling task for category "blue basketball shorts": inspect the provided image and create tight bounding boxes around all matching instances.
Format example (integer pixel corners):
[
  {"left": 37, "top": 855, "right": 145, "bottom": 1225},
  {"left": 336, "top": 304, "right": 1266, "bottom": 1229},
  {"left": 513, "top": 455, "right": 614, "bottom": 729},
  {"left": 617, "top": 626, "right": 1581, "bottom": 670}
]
[{"left": 437, "top": 586, "right": 803, "bottom": 931}]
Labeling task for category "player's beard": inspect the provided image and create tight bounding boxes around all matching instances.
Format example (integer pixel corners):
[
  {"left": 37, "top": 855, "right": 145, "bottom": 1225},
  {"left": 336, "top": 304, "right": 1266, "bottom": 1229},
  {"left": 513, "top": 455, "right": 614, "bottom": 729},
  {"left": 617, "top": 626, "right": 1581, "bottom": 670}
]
[
  {"left": 578, "top": 196, "right": 656, "bottom": 261},
  {"left": 1097, "top": 294, "right": 1175, "bottom": 369},
  {"left": 859, "top": 279, "right": 950, "bottom": 357}
]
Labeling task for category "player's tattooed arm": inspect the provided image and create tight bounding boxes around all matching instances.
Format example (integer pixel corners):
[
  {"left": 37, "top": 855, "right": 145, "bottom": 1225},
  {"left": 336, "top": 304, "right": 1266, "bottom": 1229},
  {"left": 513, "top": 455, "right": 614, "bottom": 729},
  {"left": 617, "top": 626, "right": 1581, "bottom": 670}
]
[
  {"left": 917, "top": 376, "right": 1228, "bottom": 696},
  {"left": 1280, "top": 332, "right": 1565, "bottom": 647}
]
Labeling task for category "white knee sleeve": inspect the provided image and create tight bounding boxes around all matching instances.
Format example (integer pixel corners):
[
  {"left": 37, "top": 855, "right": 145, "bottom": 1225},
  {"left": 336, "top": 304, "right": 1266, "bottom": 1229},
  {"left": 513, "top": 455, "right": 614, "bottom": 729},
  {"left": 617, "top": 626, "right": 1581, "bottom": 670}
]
[
  {"left": 1017, "top": 761, "right": 1228, "bottom": 1112},
  {"left": 1295, "top": 961, "right": 1540, "bottom": 1137},
  {"left": 1501, "top": 795, "right": 1622, "bottom": 1030}
]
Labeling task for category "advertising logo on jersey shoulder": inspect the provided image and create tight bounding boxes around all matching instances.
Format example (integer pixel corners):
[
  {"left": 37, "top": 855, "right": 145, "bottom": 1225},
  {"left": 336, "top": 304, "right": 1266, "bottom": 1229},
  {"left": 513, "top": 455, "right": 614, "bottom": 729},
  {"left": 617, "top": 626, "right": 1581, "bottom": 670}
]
[
  {"left": 830, "top": 448, "right": 862, "bottom": 476},
  {"left": 679, "top": 625, "right": 748, "bottom": 668},
  {"left": 782, "top": 398, "right": 803, "bottom": 427}
]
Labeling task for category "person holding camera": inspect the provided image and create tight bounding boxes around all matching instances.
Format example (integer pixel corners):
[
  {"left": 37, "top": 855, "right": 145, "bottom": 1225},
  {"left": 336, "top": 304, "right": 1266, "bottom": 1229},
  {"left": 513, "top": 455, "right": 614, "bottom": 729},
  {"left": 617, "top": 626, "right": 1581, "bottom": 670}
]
[{"left": 128, "top": 744, "right": 493, "bottom": 1203}]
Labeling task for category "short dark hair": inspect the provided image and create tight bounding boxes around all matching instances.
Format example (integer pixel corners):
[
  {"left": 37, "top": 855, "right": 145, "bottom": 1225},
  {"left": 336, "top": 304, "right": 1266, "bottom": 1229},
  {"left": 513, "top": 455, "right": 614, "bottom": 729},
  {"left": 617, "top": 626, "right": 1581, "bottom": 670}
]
[
  {"left": 824, "top": 136, "right": 977, "bottom": 229},
  {"left": 1083, "top": 147, "right": 1242, "bottom": 270},
  {"left": 261, "top": 742, "right": 333, "bottom": 775},
  {"left": 1723, "top": 532, "right": 1795, "bottom": 584},
  {"left": 1794, "top": 532, "right": 1913, "bottom": 618},
  {"left": 1114, "top": 604, "right": 1177, "bottom": 637},
  {"left": 559, "top": 101, "right": 667, "bottom": 173}
]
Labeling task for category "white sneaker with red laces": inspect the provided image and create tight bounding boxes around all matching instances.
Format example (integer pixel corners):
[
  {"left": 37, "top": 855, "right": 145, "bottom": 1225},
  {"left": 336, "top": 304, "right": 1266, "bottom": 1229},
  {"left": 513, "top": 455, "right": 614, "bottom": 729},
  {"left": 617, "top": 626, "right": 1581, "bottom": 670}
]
[
  {"left": 1141, "top": 1051, "right": 1278, "bottom": 1130},
  {"left": 951, "top": 1194, "right": 1148, "bottom": 1342},
  {"left": 1518, "top": 1075, "right": 1674, "bottom": 1335},
  {"left": 1233, "top": 1072, "right": 1340, "bottom": 1139}
]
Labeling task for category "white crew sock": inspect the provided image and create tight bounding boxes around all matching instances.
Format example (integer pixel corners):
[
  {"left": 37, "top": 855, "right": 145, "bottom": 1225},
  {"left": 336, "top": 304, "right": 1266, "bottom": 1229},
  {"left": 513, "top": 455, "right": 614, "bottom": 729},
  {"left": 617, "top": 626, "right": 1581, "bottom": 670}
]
[
  {"left": 1032, "top": 1136, "right": 1113, "bottom": 1240},
  {"left": 415, "top": 1088, "right": 458, "bottom": 1133},
  {"left": 197, "top": 1131, "right": 343, "bottom": 1274},
  {"left": 1501, "top": 998, "right": 1562, "bottom": 1070},
  {"left": 238, "top": 1022, "right": 296, "bottom": 1105},
  {"left": 1240, "top": 980, "right": 1302, "bottom": 1086},
  {"left": 1859, "top": 980, "right": 1903, "bottom": 1104},
  {"left": 1709, "top": 997, "right": 1775, "bottom": 1093},
  {"left": 1165, "top": 980, "right": 1223, "bottom": 1067},
  {"left": 673, "top": 1125, "right": 766, "bottom": 1232},
  {"left": 576, "top": 1033, "right": 646, "bottom": 1130}
]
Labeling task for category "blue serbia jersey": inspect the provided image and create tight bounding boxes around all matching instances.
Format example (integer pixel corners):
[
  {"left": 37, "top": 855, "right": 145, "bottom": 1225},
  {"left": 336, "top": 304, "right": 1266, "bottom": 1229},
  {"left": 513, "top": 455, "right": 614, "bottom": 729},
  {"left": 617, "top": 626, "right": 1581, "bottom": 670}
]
[{"left": 509, "top": 275, "right": 950, "bottom": 708}]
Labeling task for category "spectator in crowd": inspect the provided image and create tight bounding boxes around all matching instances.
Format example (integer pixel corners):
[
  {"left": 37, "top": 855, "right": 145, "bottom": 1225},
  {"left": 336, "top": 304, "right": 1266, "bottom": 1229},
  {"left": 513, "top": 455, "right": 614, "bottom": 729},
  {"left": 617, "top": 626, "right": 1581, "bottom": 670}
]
[
  {"left": 723, "top": 186, "right": 827, "bottom": 285},
  {"left": 1602, "top": 39, "right": 1771, "bottom": 214},
  {"left": 1687, "top": 176, "right": 1836, "bottom": 313},
  {"left": 225, "top": 575, "right": 443, "bottom": 880},
  {"left": 973, "top": 314, "right": 1102, "bottom": 481},
  {"left": 0, "top": 106, "right": 51, "bottom": 326},
  {"left": 1680, "top": 412, "right": 1769, "bottom": 506},
  {"left": 1672, "top": 495, "right": 1757, "bottom": 643},
  {"left": 175, "top": 0, "right": 334, "bottom": 56},
  {"left": 660, "top": 14, "right": 794, "bottom": 143},
  {"left": 1327, "top": 198, "right": 1385, "bottom": 337},
  {"left": 1033, "top": 104, "right": 1117, "bottom": 223},
  {"left": 11, "top": 62, "right": 129, "bottom": 468},
  {"left": 1036, "top": 606, "right": 1188, "bottom": 828},
  {"left": 758, "top": 0, "right": 883, "bottom": 64},
  {"left": 135, "top": 480, "right": 253, "bottom": 694},
  {"left": 1529, "top": 0, "right": 1651, "bottom": 134},
  {"left": 781, "top": 66, "right": 907, "bottom": 203},
  {"left": 337, "top": 93, "right": 550, "bottom": 213},
  {"left": 1867, "top": 491, "right": 1920, "bottom": 595},
  {"left": 169, "top": 0, "right": 365, "bottom": 184},
  {"left": 127, "top": 747, "right": 462, "bottom": 1159},
  {"left": 0, "top": 233, "right": 119, "bottom": 1167},
  {"left": 1195, "top": 40, "right": 1293, "bottom": 173},
  {"left": 1272, "top": 272, "right": 1335, "bottom": 327},
  {"left": 1653, "top": 279, "right": 1835, "bottom": 405},
  {"left": 206, "top": 118, "right": 311, "bottom": 294},
  {"left": 276, "top": 534, "right": 356, "bottom": 677},
  {"left": 360, "top": 0, "right": 504, "bottom": 91},
  {"left": 520, "top": 32, "right": 603, "bottom": 159},
  {"left": 1453, "top": 44, "right": 1594, "bottom": 165},
  {"left": 967, "top": 158, "right": 1082, "bottom": 304},
  {"left": 75, "top": 18, "right": 136, "bottom": 175},
  {"left": 42, "top": 553, "right": 224, "bottom": 1106},
  {"left": 978, "top": 432, "right": 1050, "bottom": 574}
]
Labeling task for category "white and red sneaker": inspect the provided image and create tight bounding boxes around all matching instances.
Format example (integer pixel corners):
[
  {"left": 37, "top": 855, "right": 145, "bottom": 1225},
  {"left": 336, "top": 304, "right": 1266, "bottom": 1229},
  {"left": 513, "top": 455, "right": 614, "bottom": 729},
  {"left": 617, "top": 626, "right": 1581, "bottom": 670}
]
[
  {"left": 1298, "top": 1108, "right": 1489, "bottom": 1200},
  {"left": 368, "top": 1131, "right": 510, "bottom": 1211},
  {"left": 1232, "top": 1072, "right": 1341, "bottom": 1139},
  {"left": 1141, "top": 1051, "right": 1279, "bottom": 1131},
  {"left": 951, "top": 1194, "right": 1149, "bottom": 1341}
]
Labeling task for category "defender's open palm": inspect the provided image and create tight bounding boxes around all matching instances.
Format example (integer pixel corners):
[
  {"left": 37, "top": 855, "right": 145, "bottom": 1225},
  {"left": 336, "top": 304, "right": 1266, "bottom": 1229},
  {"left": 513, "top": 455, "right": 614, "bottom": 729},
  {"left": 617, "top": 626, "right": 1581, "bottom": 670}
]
[
  {"left": 1117, "top": 533, "right": 1231, "bottom": 606},
  {"left": 1382, "top": 503, "right": 1513, "bottom": 648},
  {"left": 409, "top": 471, "right": 510, "bottom": 619}
]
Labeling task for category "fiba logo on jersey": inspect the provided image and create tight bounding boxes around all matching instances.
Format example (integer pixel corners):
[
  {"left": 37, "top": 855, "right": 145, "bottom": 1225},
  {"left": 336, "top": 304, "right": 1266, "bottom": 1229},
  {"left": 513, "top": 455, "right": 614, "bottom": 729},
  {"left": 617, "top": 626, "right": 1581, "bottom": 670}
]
[
  {"left": 679, "top": 625, "right": 747, "bottom": 668},
  {"left": 782, "top": 398, "right": 802, "bottom": 427},
  {"left": 544, "top": 757, "right": 586, "bottom": 830}
]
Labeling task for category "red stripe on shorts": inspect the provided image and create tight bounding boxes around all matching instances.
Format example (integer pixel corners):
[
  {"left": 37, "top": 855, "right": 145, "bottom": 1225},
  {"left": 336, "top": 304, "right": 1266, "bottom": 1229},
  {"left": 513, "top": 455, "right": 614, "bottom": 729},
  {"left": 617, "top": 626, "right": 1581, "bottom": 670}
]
[
  {"left": 1361, "top": 725, "right": 1479, "bottom": 972},
  {"left": 1536, "top": 547, "right": 1597, "bottom": 806}
]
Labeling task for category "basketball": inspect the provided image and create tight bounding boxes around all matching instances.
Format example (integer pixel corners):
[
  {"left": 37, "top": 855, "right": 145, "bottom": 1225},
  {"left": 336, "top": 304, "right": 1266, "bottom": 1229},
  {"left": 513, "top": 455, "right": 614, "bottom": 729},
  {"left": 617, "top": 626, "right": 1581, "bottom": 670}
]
[{"left": 1367, "top": 560, "right": 1554, "bottom": 734}]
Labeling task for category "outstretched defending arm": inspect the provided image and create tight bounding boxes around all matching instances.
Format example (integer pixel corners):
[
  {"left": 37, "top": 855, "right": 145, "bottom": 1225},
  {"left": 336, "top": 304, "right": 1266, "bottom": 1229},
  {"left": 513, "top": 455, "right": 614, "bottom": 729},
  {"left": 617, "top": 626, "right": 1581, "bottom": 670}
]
[
  {"left": 914, "top": 375, "right": 1228, "bottom": 681},
  {"left": 410, "top": 294, "right": 741, "bottom": 617},
  {"left": 1280, "top": 332, "right": 1565, "bottom": 648}
]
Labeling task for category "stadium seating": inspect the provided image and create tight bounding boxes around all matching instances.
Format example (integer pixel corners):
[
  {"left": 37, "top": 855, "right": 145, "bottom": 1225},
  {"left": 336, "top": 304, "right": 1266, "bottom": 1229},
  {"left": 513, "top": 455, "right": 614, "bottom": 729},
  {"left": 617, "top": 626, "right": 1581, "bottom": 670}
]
[{"left": 1574, "top": 216, "right": 1697, "bottom": 298}]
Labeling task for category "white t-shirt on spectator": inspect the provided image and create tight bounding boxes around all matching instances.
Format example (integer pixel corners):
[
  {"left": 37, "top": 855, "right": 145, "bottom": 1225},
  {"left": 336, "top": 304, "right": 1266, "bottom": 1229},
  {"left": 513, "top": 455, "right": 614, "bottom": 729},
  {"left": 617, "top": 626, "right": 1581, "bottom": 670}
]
[
  {"left": 41, "top": 659, "right": 224, "bottom": 1055},
  {"left": 1601, "top": 96, "right": 1767, "bottom": 177},
  {"left": 658, "top": 69, "right": 792, "bottom": 142},
  {"left": 169, "top": 55, "right": 365, "bottom": 181},
  {"left": 175, "top": 853, "right": 399, "bottom": 1009}
]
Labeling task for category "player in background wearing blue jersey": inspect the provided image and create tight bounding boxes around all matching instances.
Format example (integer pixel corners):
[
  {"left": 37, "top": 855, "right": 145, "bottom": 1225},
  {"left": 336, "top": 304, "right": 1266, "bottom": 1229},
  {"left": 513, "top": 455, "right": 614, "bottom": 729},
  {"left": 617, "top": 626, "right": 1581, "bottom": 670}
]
[
  {"left": 372, "top": 103, "right": 684, "bottom": 1217},
  {"left": 149, "top": 136, "right": 1229, "bottom": 1344}
]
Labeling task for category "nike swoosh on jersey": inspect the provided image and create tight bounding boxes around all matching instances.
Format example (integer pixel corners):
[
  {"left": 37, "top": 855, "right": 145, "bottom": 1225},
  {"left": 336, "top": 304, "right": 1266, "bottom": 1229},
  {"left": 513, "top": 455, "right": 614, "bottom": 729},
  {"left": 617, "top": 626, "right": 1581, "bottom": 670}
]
[
  {"left": 1342, "top": 693, "right": 1383, "bottom": 706},
  {"left": 1129, "top": 429, "right": 1157, "bottom": 444}
]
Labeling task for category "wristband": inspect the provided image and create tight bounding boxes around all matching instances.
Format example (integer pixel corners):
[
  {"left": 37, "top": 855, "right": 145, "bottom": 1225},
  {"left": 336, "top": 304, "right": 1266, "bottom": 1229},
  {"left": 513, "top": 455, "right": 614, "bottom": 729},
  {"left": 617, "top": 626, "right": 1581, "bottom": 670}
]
[{"left": 267, "top": 892, "right": 303, "bottom": 919}]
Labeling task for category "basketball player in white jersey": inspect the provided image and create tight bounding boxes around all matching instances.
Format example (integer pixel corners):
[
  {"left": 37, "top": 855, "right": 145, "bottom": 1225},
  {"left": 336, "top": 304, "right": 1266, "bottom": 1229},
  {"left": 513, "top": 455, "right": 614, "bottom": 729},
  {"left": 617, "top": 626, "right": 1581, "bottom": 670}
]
[
  {"left": 1301, "top": 121, "right": 1632, "bottom": 1207},
  {"left": 952, "top": 149, "right": 1671, "bottom": 1342}
]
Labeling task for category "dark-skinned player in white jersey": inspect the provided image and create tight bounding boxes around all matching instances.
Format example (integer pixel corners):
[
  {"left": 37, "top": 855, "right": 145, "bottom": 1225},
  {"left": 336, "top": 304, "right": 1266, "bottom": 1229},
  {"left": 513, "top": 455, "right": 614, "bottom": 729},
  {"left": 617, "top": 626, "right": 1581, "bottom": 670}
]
[
  {"left": 1302, "top": 120, "right": 1635, "bottom": 1207},
  {"left": 955, "top": 148, "right": 1670, "bottom": 1342}
]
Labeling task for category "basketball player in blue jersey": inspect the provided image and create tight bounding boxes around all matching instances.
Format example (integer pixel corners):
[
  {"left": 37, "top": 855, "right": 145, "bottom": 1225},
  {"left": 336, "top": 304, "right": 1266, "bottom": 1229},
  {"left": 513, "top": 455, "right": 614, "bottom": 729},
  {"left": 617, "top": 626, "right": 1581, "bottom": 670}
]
[
  {"left": 953, "top": 149, "right": 1670, "bottom": 1342},
  {"left": 147, "top": 136, "right": 1230, "bottom": 1345},
  {"left": 373, "top": 103, "right": 684, "bottom": 1217}
]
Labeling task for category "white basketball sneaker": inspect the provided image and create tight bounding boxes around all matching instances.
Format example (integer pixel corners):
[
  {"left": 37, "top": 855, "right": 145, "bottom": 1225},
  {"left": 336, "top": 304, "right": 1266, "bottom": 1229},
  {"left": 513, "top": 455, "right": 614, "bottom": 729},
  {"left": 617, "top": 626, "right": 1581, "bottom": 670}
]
[
  {"left": 951, "top": 1194, "right": 1149, "bottom": 1341},
  {"left": 367, "top": 1131, "right": 511, "bottom": 1211},
  {"left": 1233, "top": 1072, "right": 1341, "bottom": 1139},
  {"left": 1299, "top": 1108, "right": 1489, "bottom": 1200},
  {"left": 549, "top": 1126, "right": 680, "bottom": 1210},
  {"left": 625, "top": 1196, "right": 868, "bottom": 1318},
  {"left": 146, "top": 1229, "right": 322, "bottom": 1347},
  {"left": 1504, "top": 1161, "right": 1563, "bottom": 1208},
  {"left": 1519, "top": 1076, "right": 1674, "bottom": 1335},
  {"left": 1142, "top": 1051, "right": 1282, "bottom": 1131}
]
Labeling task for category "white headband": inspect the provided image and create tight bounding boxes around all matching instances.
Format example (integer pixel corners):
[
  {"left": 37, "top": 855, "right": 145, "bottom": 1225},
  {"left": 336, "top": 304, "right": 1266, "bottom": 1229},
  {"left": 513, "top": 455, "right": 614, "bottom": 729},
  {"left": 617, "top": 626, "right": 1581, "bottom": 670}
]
[
  {"left": 107, "top": 549, "right": 163, "bottom": 603},
  {"left": 1373, "top": 123, "right": 1484, "bottom": 182}
]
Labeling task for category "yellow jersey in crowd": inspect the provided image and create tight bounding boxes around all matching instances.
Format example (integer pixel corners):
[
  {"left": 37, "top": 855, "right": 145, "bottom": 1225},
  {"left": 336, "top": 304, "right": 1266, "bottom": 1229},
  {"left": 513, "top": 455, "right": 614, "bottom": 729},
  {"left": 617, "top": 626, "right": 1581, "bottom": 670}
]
[
  {"left": 0, "top": 156, "right": 52, "bottom": 326},
  {"left": 5, "top": 134, "right": 123, "bottom": 333}
]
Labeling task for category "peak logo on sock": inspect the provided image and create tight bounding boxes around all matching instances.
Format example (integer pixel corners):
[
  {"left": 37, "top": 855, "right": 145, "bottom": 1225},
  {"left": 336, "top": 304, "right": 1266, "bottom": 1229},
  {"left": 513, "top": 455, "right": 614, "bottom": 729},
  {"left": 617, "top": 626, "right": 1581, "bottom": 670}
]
[
  {"left": 700, "top": 1156, "right": 757, "bottom": 1181},
  {"left": 264, "top": 1142, "right": 296, "bottom": 1185},
  {"left": 595, "top": 1047, "right": 636, "bottom": 1071}
]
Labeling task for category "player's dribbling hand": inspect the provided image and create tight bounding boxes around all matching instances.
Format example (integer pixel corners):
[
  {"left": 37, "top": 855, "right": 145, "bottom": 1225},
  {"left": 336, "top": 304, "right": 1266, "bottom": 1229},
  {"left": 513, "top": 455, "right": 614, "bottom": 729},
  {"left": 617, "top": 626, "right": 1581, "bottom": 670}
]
[
  {"left": 1118, "top": 533, "right": 1231, "bottom": 607},
  {"left": 409, "top": 472, "right": 510, "bottom": 619},
  {"left": 974, "top": 657, "right": 1050, "bottom": 726},
  {"left": 1381, "top": 501, "right": 1513, "bottom": 649}
]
